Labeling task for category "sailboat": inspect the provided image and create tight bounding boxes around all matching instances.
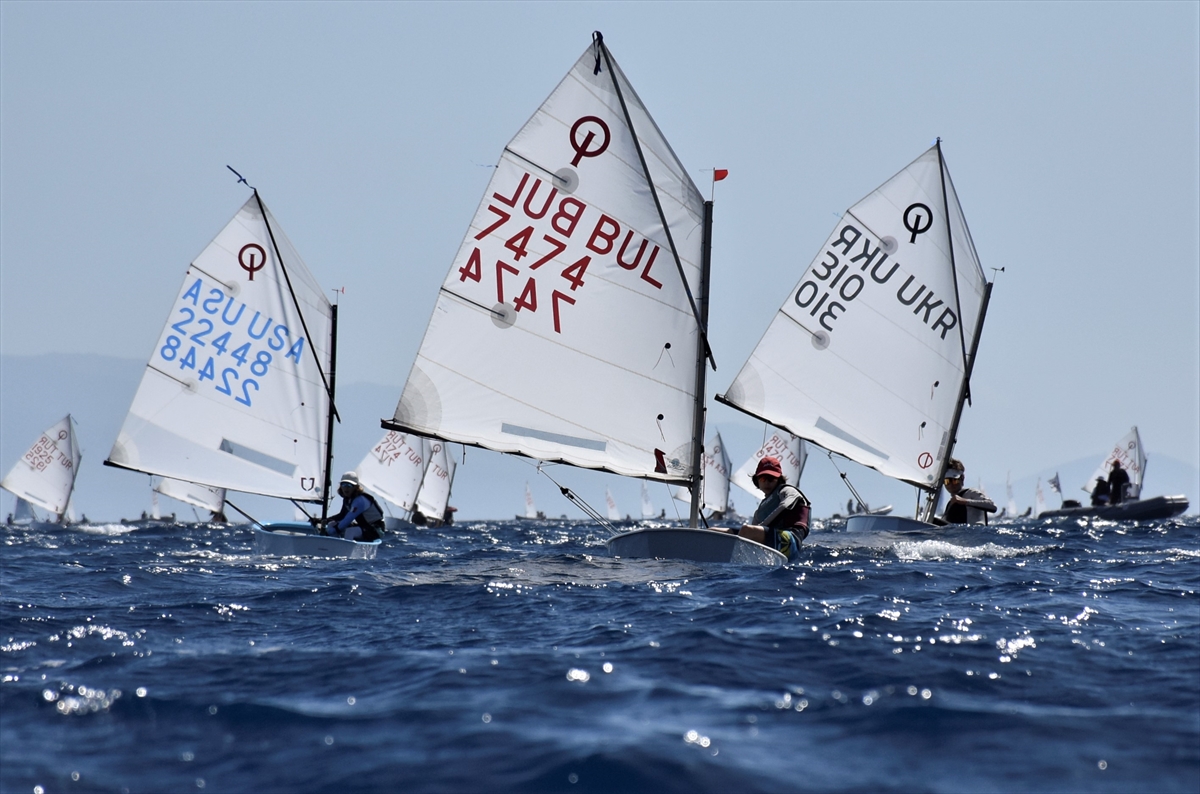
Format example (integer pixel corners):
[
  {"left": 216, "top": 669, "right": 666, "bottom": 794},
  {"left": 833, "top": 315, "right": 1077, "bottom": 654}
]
[
  {"left": 1004, "top": 471, "right": 1019, "bottom": 518},
  {"left": 381, "top": 32, "right": 780, "bottom": 565},
  {"left": 718, "top": 142, "right": 994, "bottom": 533},
  {"left": 605, "top": 488, "right": 623, "bottom": 522},
  {"left": 2, "top": 415, "right": 81, "bottom": 526},
  {"left": 104, "top": 190, "right": 376, "bottom": 558},
  {"left": 640, "top": 482, "right": 657, "bottom": 520},
  {"left": 517, "top": 482, "right": 546, "bottom": 521},
  {"left": 354, "top": 430, "right": 431, "bottom": 529},
  {"left": 413, "top": 441, "right": 456, "bottom": 526},
  {"left": 1038, "top": 427, "right": 1188, "bottom": 520},
  {"left": 673, "top": 431, "right": 732, "bottom": 519},
  {"left": 1034, "top": 478, "right": 1046, "bottom": 519},
  {"left": 153, "top": 477, "right": 226, "bottom": 522},
  {"left": 731, "top": 428, "right": 806, "bottom": 500}
]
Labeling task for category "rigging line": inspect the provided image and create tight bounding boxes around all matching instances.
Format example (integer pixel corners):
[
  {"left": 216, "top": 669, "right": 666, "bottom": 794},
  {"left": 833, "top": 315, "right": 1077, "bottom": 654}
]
[
  {"left": 536, "top": 466, "right": 620, "bottom": 537},
  {"left": 825, "top": 450, "right": 868, "bottom": 508},
  {"left": 223, "top": 498, "right": 261, "bottom": 527},
  {"left": 439, "top": 286, "right": 508, "bottom": 318},
  {"left": 250, "top": 188, "right": 340, "bottom": 422},
  {"left": 595, "top": 33, "right": 715, "bottom": 370},
  {"left": 935, "top": 139, "right": 971, "bottom": 404}
]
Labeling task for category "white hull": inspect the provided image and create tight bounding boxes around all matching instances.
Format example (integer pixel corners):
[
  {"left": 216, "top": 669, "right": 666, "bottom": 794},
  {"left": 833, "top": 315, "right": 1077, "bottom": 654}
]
[
  {"left": 253, "top": 523, "right": 380, "bottom": 559},
  {"left": 607, "top": 527, "right": 785, "bottom": 566},
  {"left": 846, "top": 515, "right": 937, "bottom": 533}
]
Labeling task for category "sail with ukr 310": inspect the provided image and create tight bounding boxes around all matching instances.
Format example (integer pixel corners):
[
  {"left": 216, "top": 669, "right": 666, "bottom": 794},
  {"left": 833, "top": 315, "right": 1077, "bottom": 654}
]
[
  {"left": 384, "top": 32, "right": 708, "bottom": 488},
  {"left": 719, "top": 143, "right": 990, "bottom": 505},
  {"left": 2, "top": 415, "right": 81, "bottom": 522},
  {"left": 106, "top": 194, "right": 335, "bottom": 502}
]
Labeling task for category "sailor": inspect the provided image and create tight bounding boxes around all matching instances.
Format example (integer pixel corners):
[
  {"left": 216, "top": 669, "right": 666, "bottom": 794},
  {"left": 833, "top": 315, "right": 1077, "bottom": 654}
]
[
  {"left": 940, "top": 459, "right": 997, "bottom": 524},
  {"left": 322, "top": 471, "right": 385, "bottom": 542},
  {"left": 1107, "top": 460, "right": 1131, "bottom": 505},
  {"left": 1090, "top": 477, "right": 1111, "bottom": 507},
  {"left": 731, "top": 456, "right": 810, "bottom": 561}
]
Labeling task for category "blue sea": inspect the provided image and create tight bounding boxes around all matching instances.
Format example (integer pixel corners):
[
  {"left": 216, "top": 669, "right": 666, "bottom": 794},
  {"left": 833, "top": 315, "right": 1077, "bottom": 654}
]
[{"left": 2, "top": 515, "right": 1198, "bottom": 793}]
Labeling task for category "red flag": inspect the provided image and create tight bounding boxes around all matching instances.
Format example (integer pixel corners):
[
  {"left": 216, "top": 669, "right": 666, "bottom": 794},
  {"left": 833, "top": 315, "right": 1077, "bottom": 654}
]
[{"left": 713, "top": 169, "right": 729, "bottom": 182}]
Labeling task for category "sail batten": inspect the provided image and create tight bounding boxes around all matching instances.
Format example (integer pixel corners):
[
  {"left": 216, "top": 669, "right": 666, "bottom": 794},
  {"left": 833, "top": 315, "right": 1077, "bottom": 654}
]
[{"left": 390, "top": 37, "right": 706, "bottom": 483}]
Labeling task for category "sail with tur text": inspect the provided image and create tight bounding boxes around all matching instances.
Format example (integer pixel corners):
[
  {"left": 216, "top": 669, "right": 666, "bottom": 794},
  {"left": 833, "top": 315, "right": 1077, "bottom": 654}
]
[
  {"left": 106, "top": 194, "right": 334, "bottom": 501},
  {"left": 355, "top": 431, "right": 431, "bottom": 514},
  {"left": 385, "top": 34, "right": 707, "bottom": 483},
  {"left": 719, "top": 144, "right": 988, "bottom": 491},
  {"left": 674, "top": 431, "right": 732, "bottom": 514},
  {"left": 731, "top": 428, "right": 807, "bottom": 499},
  {"left": 1083, "top": 426, "right": 1146, "bottom": 501},
  {"left": 1, "top": 415, "right": 81, "bottom": 520}
]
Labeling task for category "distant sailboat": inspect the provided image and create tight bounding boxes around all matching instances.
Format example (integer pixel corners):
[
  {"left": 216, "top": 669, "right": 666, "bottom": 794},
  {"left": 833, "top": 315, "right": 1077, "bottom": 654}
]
[
  {"left": 605, "top": 488, "right": 622, "bottom": 522},
  {"left": 1005, "top": 471, "right": 1018, "bottom": 518},
  {"left": 719, "top": 142, "right": 994, "bottom": 533},
  {"left": 414, "top": 441, "right": 456, "bottom": 526},
  {"left": 517, "top": 482, "right": 545, "bottom": 521},
  {"left": 640, "top": 482, "right": 656, "bottom": 520},
  {"left": 2, "top": 415, "right": 81, "bottom": 526},
  {"left": 381, "top": 33, "right": 779, "bottom": 564},
  {"left": 673, "top": 431, "right": 732, "bottom": 518},
  {"left": 1034, "top": 478, "right": 1046, "bottom": 519},
  {"left": 1038, "top": 427, "right": 1188, "bottom": 520},
  {"left": 730, "top": 428, "right": 806, "bottom": 500},
  {"left": 105, "top": 190, "right": 374, "bottom": 557},
  {"left": 152, "top": 477, "right": 226, "bottom": 522},
  {"left": 355, "top": 430, "right": 431, "bottom": 522}
]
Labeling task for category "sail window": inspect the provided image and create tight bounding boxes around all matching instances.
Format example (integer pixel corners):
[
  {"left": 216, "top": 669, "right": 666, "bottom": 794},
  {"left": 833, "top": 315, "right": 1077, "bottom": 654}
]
[
  {"left": 500, "top": 424, "right": 607, "bottom": 452},
  {"left": 219, "top": 439, "right": 297, "bottom": 477},
  {"left": 815, "top": 418, "right": 889, "bottom": 460}
]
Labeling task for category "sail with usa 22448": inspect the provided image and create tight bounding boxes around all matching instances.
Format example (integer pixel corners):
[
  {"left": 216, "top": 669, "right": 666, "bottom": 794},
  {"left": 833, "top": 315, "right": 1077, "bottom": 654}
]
[{"left": 107, "top": 195, "right": 334, "bottom": 502}]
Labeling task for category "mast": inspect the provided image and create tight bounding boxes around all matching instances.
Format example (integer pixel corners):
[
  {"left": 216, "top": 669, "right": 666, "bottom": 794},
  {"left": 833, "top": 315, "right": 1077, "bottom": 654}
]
[
  {"left": 688, "top": 201, "right": 714, "bottom": 527},
  {"left": 921, "top": 281, "right": 993, "bottom": 521},
  {"left": 320, "top": 304, "right": 339, "bottom": 524},
  {"left": 59, "top": 416, "right": 79, "bottom": 525},
  {"left": 918, "top": 141, "right": 986, "bottom": 523}
]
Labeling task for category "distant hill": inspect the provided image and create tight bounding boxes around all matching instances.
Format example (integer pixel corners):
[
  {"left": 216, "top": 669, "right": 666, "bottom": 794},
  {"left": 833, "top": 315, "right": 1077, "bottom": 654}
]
[{"left": 2, "top": 353, "right": 1195, "bottom": 522}]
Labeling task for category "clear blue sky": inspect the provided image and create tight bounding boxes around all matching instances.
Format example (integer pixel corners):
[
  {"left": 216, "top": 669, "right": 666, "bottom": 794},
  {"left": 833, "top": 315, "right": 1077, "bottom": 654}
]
[{"left": 2, "top": 2, "right": 1197, "bottom": 512}]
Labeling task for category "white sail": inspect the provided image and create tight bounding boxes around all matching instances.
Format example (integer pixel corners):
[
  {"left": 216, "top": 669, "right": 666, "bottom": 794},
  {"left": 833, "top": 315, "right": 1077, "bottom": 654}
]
[
  {"left": 1035, "top": 478, "right": 1046, "bottom": 518},
  {"left": 720, "top": 144, "right": 988, "bottom": 490},
  {"left": 605, "top": 487, "right": 622, "bottom": 521},
  {"left": 415, "top": 441, "right": 455, "bottom": 520},
  {"left": 2, "top": 415, "right": 81, "bottom": 519},
  {"left": 152, "top": 476, "right": 226, "bottom": 515},
  {"left": 355, "top": 431, "right": 431, "bottom": 513},
  {"left": 640, "top": 481, "right": 655, "bottom": 519},
  {"left": 13, "top": 497, "right": 37, "bottom": 523},
  {"left": 107, "top": 194, "right": 334, "bottom": 501},
  {"left": 1083, "top": 426, "right": 1146, "bottom": 501},
  {"left": 1005, "top": 471, "right": 1018, "bottom": 517},
  {"left": 523, "top": 482, "right": 538, "bottom": 519},
  {"left": 387, "top": 37, "right": 707, "bottom": 483},
  {"left": 673, "top": 431, "right": 732, "bottom": 514},
  {"left": 732, "top": 428, "right": 807, "bottom": 499}
]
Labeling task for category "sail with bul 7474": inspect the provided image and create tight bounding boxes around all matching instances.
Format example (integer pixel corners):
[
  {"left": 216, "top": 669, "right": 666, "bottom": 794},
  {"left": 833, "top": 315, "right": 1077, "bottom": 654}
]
[
  {"left": 385, "top": 35, "right": 707, "bottom": 484},
  {"left": 719, "top": 144, "right": 988, "bottom": 491}
]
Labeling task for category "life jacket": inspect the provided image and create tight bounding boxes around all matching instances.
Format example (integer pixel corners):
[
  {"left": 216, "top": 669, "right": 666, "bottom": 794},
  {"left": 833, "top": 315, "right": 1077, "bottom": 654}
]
[{"left": 351, "top": 493, "right": 386, "bottom": 542}]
